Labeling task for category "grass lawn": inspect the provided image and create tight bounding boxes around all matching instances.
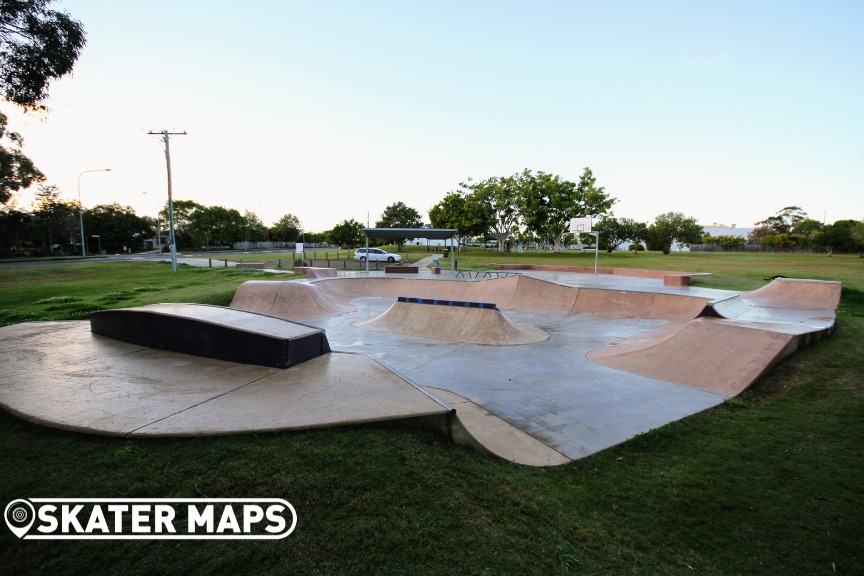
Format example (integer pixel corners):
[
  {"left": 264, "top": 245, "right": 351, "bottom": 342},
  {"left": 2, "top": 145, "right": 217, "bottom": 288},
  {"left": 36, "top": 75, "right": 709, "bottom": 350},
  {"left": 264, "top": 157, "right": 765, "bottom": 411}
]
[{"left": 0, "top": 254, "right": 861, "bottom": 575}]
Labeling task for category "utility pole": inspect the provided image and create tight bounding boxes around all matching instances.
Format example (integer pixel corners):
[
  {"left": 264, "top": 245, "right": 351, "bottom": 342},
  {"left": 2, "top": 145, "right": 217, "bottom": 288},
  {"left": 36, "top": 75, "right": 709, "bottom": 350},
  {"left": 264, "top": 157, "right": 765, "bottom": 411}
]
[{"left": 148, "top": 130, "right": 187, "bottom": 272}]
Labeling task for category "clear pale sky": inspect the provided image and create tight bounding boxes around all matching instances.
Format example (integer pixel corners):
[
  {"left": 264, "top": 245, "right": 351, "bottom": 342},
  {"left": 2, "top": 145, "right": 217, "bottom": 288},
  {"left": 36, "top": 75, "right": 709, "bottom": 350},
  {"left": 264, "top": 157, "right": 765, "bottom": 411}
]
[{"left": 5, "top": 0, "right": 863, "bottom": 232}]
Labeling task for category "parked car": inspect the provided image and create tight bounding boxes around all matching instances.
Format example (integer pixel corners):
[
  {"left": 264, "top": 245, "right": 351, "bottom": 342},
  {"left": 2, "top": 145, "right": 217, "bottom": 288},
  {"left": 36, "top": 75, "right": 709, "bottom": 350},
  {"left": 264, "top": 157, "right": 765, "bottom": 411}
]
[{"left": 354, "top": 248, "right": 402, "bottom": 263}]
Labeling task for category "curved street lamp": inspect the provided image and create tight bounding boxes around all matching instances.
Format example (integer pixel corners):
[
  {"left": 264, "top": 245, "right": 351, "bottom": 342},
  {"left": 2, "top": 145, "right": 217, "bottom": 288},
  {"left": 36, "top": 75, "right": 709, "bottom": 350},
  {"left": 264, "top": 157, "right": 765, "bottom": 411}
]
[{"left": 77, "top": 169, "right": 112, "bottom": 257}]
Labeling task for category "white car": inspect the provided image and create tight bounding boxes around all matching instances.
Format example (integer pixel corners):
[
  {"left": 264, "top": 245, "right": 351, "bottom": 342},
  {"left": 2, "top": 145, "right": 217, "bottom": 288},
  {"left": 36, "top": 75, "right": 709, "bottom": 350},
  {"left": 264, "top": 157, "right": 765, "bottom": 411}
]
[{"left": 354, "top": 248, "right": 402, "bottom": 263}]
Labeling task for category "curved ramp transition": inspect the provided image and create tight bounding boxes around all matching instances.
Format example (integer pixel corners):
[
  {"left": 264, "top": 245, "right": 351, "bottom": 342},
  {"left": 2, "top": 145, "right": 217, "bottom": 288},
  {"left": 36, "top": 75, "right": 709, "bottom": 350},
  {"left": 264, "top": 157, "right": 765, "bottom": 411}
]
[
  {"left": 590, "top": 278, "right": 841, "bottom": 396},
  {"left": 233, "top": 275, "right": 711, "bottom": 321},
  {"left": 355, "top": 300, "right": 550, "bottom": 345}
]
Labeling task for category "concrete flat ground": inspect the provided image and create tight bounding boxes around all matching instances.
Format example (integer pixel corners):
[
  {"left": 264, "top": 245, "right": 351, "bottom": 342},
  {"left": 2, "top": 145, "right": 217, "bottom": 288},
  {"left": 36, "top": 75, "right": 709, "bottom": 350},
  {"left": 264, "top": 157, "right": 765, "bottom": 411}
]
[{"left": 0, "top": 268, "right": 840, "bottom": 466}]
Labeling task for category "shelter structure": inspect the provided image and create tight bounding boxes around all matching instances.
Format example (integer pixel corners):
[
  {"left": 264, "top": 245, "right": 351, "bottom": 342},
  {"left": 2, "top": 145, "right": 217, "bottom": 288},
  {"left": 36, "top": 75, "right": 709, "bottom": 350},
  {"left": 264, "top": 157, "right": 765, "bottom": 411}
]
[{"left": 362, "top": 228, "right": 458, "bottom": 272}]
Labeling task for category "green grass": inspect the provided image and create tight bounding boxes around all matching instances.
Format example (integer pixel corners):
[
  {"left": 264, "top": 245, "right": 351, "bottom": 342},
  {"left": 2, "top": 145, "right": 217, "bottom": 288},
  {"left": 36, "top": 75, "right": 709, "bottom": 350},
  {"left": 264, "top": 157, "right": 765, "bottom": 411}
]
[
  {"left": 447, "top": 247, "right": 864, "bottom": 291},
  {"left": 0, "top": 254, "right": 862, "bottom": 575},
  {"left": 0, "top": 261, "right": 297, "bottom": 326}
]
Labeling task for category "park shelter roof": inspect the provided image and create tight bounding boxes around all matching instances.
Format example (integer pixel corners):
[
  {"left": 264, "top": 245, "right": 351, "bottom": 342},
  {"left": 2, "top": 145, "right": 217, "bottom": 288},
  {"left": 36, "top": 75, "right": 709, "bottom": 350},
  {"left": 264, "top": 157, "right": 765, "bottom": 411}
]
[{"left": 363, "top": 228, "right": 458, "bottom": 240}]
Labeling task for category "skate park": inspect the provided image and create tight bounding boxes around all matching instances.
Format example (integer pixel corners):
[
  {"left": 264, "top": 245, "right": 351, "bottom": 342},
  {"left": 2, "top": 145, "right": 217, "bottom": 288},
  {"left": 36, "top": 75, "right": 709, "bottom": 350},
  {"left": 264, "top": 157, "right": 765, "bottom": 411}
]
[{"left": 0, "top": 255, "right": 841, "bottom": 466}]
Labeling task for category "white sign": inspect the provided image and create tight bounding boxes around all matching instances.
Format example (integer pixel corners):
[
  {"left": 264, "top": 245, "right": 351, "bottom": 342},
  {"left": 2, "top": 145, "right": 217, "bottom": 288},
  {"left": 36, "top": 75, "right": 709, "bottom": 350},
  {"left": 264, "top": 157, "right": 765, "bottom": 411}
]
[{"left": 295, "top": 242, "right": 304, "bottom": 254}]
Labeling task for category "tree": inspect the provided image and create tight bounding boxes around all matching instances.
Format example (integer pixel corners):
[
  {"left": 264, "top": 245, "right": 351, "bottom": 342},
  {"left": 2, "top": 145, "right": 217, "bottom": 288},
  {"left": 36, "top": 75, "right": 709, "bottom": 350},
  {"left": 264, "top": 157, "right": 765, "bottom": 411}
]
[
  {"left": 326, "top": 219, "right": 364, "bottom": 248},
  {"left": 190, "top": 205, "right": 244, "bottom": 247},
  {"left": 755, "top": 206, "right": 808, "bottom": 235},
  {"left": 375, "top": 201, "right": 422, "bottom": 250},
  {"left": 647, "top": 212, "right": 704, "bottom": 254},
  {"left": 0, "top": 112, "right": 44, "bottom": 204},
  {"left": 751, "top": 207, "right": 823, "bottom": 248},
  {"left": 159, "top": 199, "right": 204, "bottom": 248},
  {"left": 428, "top": 191, "right": 490, "bottom": 249},
  {"left": 852, "top": 221, "right": 864, "bottom": 257},
  {"left": 241, "top": 210, "right": 267, "bottom": 243},
  {"left": 818, "top": 219, "right": 864, "bottom": 255},
  {"left": 32, "top": 183, "right": 76, "bottom": 253},
  {"left": 268, "top": 213, "right": 302, "bottom": 243},
  {"left": 83, "top": 203, "right": 152, "bottom": 253},
  {"left": 0, "top": 207, "right": 32, "bottom": 255},
  {"left": 460, "top": 175, "right": 522, "bottom": 253},
  {"left": 542, "top": 167, "right": 615, "bottom": 252},
  {"left": 1, "top": 0, "right": 86, "bottom": 204},
  {"left": 594, "top": 217, "right": 647, "bottom": 253}
]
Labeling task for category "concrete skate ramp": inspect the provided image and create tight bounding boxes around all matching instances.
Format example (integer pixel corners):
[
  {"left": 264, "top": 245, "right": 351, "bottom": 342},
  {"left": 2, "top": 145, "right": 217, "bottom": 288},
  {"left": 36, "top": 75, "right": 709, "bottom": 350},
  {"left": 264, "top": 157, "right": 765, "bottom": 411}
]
[
  {"left": 355, "top": 300, "right": 550, "bottom": 345},
  {"left": 587, "top": 318, "right": 802, "bottom": 396},
  {"left": 571, "top": 288, "right": 708, "bottom": 320},
  {"left": 231, "top": 280, "right": 355, "bottom": 320},
  {"left": 706, "top": 278, "right": 842, "bottom": 323},
  {"left": 307, "top": 276, "right": 715, "bottom": 319}
]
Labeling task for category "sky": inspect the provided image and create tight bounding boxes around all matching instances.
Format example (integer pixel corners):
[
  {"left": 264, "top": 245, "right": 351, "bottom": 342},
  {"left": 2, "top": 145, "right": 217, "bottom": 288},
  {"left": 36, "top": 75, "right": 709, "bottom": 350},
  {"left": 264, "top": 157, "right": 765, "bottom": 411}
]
[{"left": 5, "top": 0, "right": 863, "bottom": 232}]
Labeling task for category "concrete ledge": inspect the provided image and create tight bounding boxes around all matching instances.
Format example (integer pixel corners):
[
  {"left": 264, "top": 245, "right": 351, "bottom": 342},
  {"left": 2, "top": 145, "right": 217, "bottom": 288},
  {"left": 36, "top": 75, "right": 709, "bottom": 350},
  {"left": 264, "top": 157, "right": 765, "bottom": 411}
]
[
  {"left": 307, "top": 267, "right": 337, "bottom": 278},
  {"left": 90, "top": 303, "right": 330, "bottom": 368},
  {"left": 499, "top": 264, "right": 712, "bottom": 284},
  {"left": 663, "top": 273, "right": 712, "bottom": 286},
  {"left": 384, "top": 266, "right": 419, "bottom": 274}
]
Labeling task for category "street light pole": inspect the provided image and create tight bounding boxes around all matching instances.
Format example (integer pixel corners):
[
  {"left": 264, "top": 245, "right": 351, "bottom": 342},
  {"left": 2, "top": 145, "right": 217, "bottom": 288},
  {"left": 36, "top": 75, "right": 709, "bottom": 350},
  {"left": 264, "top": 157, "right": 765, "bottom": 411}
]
[
  {"left": 143, "top": 191, "right": 161, "bottom": 252},
  {"left": 148, "top": 130, "right": 187, "bottom": 273},
  {"left": 77, "top": 169, "right": 112, "bottom": 257}
]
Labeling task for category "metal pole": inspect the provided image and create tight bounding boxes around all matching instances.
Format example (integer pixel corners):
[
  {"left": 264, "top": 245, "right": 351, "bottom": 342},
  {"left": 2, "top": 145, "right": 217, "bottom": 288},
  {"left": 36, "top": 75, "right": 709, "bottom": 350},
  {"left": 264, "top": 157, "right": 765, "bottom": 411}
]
[
  {"left": 164, "top": 131, "right": 178, "bottom": 272},
  {"left": 149, "top": 130, "right": 186, "bottom": 272},
  {"left": 450, "top": 236, "right": 455, "bottom": 271},
  {"left": 77, "top": 169, "right": 111, "bottom": 257},
  {"left": 593, "top": 232, "right": 600, "bottom": 274}
]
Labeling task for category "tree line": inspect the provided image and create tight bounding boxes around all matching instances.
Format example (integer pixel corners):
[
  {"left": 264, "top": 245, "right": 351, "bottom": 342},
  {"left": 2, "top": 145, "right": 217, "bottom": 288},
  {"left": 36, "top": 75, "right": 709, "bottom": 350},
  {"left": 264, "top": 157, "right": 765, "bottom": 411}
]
[
  {"left": 3, "top": 4, "right": 862, "bottom": 259},
  {"left": 740, "top": 206, "right": 864, "bottom": 255}
]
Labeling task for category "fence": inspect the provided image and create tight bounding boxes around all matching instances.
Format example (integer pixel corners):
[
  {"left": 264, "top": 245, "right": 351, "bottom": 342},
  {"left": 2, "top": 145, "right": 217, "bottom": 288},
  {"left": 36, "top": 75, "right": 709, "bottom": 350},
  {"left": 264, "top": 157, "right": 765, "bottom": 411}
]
[
  {"left": 689, "top": 243, "right": 824, "bottom": 254},
  {"left": 232, "top": 241, "right": 333, "bottom": 250}
]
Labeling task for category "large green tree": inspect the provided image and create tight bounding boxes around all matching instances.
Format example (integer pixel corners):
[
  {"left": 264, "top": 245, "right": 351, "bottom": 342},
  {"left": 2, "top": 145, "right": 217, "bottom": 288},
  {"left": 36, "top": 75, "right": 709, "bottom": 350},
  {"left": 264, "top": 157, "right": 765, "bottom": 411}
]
[
  {"left": 241, "top": 210, "right": 267, "bottom": 243},
  {"left": 819, "top": 219, "right": 864, "bottom": 256},
  {"left": 159, "top": 199, "right": 204, "bottom": 248},
  {"left": 520, "top": 168, "right": 615, "bottom": 252},
  {"left": 376, "top": 201, "right": 422, "bottom": 250},
  {"left": 1, "top": 0, "right": 86, "bottom": 204},
  {"left": 268, "top": 213, "right": 302, "bottom": 243},
  {"left": 326, "top": 219, "right": 364, "bottom": 248},
  {"left": 428, "top": 191, "right": 490, "bottom": 249},
  {"left": 83, "top": 203, "right": 152, "bottom": 253},
  {"left": 750, "top": 206, "right": 819, "bottom": 247},
  {"left": 190, "top": 205, "right": 244, "bottom": 247},
  {"left": 460, "top": 174, "right": 522, "bottom": 253},
  {"left": 646, "top": 212, "right": 704, "bottom": 254},
  {"left": 32, "top": 183, "right": 77, "bottom": 253},
  {"left": 594, "top": 217, "right": 647, "bottom": 253}
]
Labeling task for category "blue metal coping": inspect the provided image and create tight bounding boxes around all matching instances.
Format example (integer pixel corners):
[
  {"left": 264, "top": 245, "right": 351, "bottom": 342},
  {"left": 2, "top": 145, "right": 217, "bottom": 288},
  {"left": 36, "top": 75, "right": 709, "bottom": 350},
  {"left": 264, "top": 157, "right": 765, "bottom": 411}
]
[{"left": 397, "top": 296, "right": 498, "bottom": 310}]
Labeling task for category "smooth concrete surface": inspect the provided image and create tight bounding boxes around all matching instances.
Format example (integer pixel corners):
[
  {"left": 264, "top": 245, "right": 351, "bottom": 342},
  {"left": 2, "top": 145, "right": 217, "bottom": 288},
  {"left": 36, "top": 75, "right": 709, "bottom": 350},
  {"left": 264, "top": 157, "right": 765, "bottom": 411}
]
[
  {"left": 307, "top": 299, "right": 728, "bottom": 459},
  {"left": 0, "top": 271, "right": 841, "bottom": 466},
  {"left": 429, "top": 388, "right": 571, "bottom": 466},
  {"left": 0, "top": 323, "right": 448, "bottom": 436}
]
